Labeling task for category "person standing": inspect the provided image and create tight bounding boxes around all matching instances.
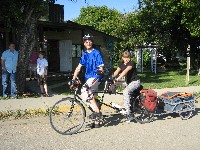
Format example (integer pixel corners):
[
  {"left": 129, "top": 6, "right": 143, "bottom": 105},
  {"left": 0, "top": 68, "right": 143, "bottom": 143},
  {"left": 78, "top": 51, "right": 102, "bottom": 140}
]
[
  {"left": 37, "top": 51, "right": 49, "bottom": 97},
  {"left": 29, "top": 47, "right": 38, "bottom": 81},
  {"left": 1, "top": 43, "right": 18, "bottom": 98},
  {"left": 72, "top": 34, "right": 104, "bottom": 128}
]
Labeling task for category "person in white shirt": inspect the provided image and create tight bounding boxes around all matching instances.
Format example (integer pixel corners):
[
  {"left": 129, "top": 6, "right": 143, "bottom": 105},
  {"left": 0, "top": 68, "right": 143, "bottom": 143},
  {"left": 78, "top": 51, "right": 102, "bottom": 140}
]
[{"left": 37, "top": 51, "right": 49, "bottom": 96}]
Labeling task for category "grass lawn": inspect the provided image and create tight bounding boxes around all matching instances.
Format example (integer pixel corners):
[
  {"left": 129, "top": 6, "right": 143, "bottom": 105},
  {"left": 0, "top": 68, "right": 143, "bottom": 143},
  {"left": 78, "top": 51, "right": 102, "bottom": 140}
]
[
  {"left": 139, "top": 71, "right": 200, "bottom": 89},
  {"left": 51, "top": 71, "right": 200, "bottom": 95}
]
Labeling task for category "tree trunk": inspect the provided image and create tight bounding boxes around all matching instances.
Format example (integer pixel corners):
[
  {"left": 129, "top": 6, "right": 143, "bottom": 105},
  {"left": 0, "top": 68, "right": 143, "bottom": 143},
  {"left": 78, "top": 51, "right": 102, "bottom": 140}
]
[{"left": 15, "top": 18, "right": 37, "bottom": 92}]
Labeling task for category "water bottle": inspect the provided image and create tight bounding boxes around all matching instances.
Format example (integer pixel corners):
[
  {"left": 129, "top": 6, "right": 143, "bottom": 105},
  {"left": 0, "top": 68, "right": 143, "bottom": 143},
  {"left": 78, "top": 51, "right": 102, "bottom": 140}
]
[{"left": 110, "top": 102, "right": 122, "bottom": 109}]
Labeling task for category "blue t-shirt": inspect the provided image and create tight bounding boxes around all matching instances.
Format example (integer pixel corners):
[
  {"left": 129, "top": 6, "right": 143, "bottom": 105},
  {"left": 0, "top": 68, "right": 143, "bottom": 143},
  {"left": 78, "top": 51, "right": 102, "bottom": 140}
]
[
  {"left": 1, "top": 49, "right": 18, "bottom": 73},
  {"left": 80, "top": 49, "right": 104, "bottom": 81}
]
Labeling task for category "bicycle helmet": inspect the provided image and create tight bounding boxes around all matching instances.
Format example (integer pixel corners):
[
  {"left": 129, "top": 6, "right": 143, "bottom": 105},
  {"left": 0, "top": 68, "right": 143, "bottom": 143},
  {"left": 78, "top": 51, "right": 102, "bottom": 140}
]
[{"left": 83, "top": 34, "right": 94, "bottom": 42}]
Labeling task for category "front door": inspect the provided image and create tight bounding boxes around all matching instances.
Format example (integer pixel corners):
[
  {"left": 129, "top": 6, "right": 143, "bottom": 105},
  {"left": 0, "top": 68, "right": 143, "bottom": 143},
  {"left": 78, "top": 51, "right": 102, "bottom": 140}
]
[
  {"left": 47, "top": 40, "right": 60, "bottom": 72},
  {"left": 59, "top": 40, "right": 72, "bottom": 72}
]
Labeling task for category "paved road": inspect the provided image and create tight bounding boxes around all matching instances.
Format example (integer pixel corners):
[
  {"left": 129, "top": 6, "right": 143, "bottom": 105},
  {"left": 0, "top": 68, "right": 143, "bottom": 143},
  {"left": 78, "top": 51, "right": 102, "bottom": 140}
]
[{"left": 0, "top": 102, "right": 200, "bottom": 150}]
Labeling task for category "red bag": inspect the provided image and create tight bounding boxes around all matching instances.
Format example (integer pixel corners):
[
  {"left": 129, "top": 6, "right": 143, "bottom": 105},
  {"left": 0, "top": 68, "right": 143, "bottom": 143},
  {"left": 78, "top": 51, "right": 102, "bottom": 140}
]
[{"left": 140, "top": 89, "right": 158, "bottom": 112}]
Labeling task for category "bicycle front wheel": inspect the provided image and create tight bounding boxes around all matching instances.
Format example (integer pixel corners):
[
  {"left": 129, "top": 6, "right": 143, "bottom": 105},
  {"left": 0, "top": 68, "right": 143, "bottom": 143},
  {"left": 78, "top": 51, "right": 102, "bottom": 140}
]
[{"left": 50, "top": 97, "right": 86, "bottom": 135}]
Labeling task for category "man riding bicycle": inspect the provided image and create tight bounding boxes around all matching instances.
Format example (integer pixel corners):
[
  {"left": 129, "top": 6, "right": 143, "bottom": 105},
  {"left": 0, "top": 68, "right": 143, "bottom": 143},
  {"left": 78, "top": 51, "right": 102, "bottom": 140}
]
[{"left": 72, "top": 34, "right": 104, "bottom": 128}]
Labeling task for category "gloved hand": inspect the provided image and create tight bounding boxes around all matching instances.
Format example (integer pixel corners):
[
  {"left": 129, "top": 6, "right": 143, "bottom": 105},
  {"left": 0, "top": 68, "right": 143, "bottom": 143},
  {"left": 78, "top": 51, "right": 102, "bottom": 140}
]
[{"left": 68, "top": 79, "right": 81, "bottom": 90}]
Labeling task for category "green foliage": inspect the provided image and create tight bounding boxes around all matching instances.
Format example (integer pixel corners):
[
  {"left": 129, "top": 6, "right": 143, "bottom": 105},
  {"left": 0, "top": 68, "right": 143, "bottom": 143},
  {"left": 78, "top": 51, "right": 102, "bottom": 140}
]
[
  {"left": 0, "top": 0, "right": 51, "bottom": 29},
  {"left": 74, "top": 5, "right": 124, "bottom": 37},
  {"left": 122, "top": 0, "right": 200, "bottom": 69}
]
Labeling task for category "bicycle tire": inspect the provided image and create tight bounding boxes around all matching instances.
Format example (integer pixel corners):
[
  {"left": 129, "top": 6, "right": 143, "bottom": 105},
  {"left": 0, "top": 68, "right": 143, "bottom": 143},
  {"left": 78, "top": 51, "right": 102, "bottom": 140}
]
[
  {"left": 134, "top": 106, "right": 154, "bottom": 124},
  {"left": 50, "top": 97, "right": 86, "bottom": 135}
]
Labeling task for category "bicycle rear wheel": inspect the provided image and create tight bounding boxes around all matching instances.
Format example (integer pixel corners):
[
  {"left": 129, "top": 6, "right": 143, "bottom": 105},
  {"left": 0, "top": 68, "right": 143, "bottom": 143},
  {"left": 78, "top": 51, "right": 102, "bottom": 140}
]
[
  {"left": 134, "top": 106, "right": 154, "bottom": 124},
  {"left": 50, "top": 97, "right": 86, "bottom": 135}
]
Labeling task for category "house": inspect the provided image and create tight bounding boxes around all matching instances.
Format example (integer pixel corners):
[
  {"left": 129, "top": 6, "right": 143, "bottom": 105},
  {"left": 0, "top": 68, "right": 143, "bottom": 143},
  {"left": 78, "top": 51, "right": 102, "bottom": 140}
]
[{"left": 36, "top": 20, "right": 118, "bottom": 73}]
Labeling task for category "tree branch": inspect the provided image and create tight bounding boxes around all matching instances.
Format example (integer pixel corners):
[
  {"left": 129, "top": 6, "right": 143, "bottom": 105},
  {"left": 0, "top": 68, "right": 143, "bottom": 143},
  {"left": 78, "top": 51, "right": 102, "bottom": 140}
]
[{"left": 24, "top": 8, "right": 34, "bottom": 24}]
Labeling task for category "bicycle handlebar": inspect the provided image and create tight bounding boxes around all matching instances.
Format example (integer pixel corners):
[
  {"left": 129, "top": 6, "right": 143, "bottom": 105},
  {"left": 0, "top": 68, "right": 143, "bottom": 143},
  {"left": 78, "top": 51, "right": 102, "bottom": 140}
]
[
  {"left": 68, "top": 78, "right": 81, "bottom": 90},
  {"left": 67, "top": 75, "right": 120, "bottom": 94}
]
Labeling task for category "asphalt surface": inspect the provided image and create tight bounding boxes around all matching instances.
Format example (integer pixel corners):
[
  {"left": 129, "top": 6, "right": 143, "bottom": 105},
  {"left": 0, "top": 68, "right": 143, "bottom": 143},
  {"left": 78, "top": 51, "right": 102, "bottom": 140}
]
[{"left": 0, "top": 102, "right": 199, "bottom": 150}]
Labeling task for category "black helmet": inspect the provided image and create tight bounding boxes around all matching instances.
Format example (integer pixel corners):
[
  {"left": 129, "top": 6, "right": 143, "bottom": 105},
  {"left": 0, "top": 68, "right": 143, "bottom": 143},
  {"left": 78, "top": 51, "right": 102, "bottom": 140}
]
[{"left": 83, "top": 34, "right": 94, "bottom": 42}]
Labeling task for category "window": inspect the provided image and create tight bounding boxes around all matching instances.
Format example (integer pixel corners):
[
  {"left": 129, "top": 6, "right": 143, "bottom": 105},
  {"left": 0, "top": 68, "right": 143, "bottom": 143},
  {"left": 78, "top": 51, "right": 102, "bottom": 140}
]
[{"left": 72, "top": 44, "right": 82, "bottom": 57}]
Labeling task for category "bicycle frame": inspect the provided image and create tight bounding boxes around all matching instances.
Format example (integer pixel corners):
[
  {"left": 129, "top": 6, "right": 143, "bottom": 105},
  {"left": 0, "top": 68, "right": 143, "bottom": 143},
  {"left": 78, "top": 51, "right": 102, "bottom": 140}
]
[{"left": 71, "top": 81, "right": 123, "bottom": 114}]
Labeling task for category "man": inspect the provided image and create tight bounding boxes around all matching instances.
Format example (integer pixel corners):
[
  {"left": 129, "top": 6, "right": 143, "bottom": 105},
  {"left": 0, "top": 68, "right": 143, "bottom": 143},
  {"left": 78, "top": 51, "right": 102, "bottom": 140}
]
[
  {"left": 72, "top": 34, "right": 104, "bottom": 128},
  {"left": 1, "top": 43, "right": 18, "bottom": 98}
]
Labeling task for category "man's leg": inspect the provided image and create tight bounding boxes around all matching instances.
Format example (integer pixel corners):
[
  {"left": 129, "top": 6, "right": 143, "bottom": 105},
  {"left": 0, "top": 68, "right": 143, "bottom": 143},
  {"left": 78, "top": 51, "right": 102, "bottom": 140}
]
[
  {"left": 10, "top": 73, "right": 16, "bottom": 97},
  {"left": 81, "top": 78, "right": 100, "bottom": 112},
  {"left": 2, "top": 71, "right": 8, "bottom": 97},
  {"left": 81, "top": 78, "right": 102, "bottom": 127}
]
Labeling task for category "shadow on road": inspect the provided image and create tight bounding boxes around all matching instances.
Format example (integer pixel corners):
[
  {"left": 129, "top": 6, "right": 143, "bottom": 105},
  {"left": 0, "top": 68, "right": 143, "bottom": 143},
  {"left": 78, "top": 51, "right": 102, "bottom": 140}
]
[
  {"left": 102, "top": 114, "right": 137, "bottom": 127},
  {"left": 76, "top": 107, "right": 200, "bottom": 135}
]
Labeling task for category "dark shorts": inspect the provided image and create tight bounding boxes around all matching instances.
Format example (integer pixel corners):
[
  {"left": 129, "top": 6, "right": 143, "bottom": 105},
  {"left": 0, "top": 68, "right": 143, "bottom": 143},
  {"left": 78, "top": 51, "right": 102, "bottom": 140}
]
[{"left": 37, "top": 75, "right": 47, "bottom": 85}]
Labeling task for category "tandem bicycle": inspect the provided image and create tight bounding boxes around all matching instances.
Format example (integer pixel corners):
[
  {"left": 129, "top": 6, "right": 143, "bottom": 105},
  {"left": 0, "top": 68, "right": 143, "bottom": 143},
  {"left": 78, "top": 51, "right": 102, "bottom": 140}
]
[{"left": 49, "top": 77, "right": 196, "bottom": 135}]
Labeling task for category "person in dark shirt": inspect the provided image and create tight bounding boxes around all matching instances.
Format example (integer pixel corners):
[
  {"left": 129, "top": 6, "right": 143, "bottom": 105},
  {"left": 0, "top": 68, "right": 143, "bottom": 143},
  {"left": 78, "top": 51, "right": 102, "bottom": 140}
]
[{"left": 112, "top": 51, "right": 140, "bottom": 121}]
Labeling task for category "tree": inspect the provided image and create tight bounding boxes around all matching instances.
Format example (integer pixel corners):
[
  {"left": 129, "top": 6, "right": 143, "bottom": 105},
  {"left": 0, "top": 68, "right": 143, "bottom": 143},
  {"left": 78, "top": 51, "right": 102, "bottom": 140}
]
[
  {"left": 125, "top": 0, "right": 200, "bottom": 69},
  {"left": 74, "top": 6, "right": 124, "bottom": 38}
]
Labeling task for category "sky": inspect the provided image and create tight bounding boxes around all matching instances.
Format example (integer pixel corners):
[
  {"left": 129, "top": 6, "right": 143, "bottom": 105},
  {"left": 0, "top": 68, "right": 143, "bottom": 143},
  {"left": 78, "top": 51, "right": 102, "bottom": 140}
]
[{"left": 55, "top": 0, "right": 139, "bottom": 21}]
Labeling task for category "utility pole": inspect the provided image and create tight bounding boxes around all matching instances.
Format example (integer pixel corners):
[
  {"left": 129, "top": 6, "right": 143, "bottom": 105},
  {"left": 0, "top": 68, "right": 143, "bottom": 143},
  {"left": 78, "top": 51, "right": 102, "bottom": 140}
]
[{"left": 186, "top": 45, "right": 190, "bottom": 85}]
